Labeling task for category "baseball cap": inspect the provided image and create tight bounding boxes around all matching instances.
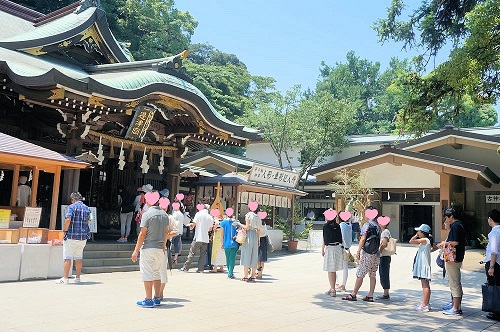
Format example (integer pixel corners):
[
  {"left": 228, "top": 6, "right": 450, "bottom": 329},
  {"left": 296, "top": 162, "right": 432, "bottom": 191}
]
[{"left": 414, "top": 224, "right": 431, "bottom": 233}]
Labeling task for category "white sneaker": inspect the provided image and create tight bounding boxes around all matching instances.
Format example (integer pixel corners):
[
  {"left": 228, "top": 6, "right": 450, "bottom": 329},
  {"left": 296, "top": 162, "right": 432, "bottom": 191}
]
[
  {"left": 55, "top": 277, "right": 69, "bottom": 284},
  {"left": 74, "top": 278, "right": 81, "bottom": 284},
  {"left": 415, "top": 304, "right": 430, "bottom": 312}
]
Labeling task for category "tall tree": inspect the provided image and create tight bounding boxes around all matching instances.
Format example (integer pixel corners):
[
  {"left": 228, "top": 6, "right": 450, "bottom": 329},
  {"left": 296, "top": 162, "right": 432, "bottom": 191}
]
[{"left": 374, "top": 0, "right": 499, "bottom": 136}]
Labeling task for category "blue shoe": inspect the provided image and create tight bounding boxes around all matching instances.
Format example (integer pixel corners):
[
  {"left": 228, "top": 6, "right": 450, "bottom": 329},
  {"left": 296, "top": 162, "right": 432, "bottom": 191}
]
[
  {"left": 228, "top": 274, "right": 235, "bottom": 279},
  {"left": 153, "top": 297, "right": 161, "bottom": 306},
  {"left": 136, "top": 298, "right": 154, "bottom": 308},
  {"left": 442, "top": 302, "right": 453, "bottom": 310},
  {"left": 442, "top": 308, "right": 462, "bottom": 315}
]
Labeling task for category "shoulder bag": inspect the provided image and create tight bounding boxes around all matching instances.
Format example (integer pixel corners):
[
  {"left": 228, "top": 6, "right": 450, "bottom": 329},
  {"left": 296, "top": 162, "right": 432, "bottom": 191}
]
[{"left": 381, "top": 237, "right": 397, "bottom": 256}]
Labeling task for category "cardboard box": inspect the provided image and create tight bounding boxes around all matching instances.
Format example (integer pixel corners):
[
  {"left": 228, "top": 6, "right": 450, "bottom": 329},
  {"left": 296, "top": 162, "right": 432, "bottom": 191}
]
[
  {"left": 18, "top": 227, "right": 49, "bottom": 244},
  {"left": 0, "top": 229, "right": 20, "bottom": 244},
  {"left": 47, "top": 230, "right": 64, "bottom": 245}
]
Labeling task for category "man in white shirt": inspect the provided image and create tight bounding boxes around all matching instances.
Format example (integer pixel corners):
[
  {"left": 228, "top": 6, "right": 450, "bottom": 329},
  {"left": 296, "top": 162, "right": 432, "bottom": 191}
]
[{"left": 179, "top": 205, "right": 213, "bottom": 273}]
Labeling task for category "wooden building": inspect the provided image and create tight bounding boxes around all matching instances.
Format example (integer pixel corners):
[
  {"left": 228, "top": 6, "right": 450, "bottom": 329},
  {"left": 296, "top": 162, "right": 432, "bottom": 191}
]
[{"left": 0, "top": 1, "right": 258, "bottom": 231}]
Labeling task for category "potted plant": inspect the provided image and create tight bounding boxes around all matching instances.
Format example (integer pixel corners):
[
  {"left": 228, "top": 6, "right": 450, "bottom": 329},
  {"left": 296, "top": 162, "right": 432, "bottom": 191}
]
[{"left": 275, "top": 204, "right": 311, "bottom": 252}]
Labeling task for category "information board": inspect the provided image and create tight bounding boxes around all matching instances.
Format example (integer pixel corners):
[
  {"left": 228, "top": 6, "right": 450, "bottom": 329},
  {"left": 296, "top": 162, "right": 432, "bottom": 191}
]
[
  {"left": 61, "top": 205, "right": 97, "bottom": 233},
  {"left": 0, "top": 209, "right": 10, "bottom": 229},
  {"left": 22, "top": 207, "right": 42, "bottom": 228}
]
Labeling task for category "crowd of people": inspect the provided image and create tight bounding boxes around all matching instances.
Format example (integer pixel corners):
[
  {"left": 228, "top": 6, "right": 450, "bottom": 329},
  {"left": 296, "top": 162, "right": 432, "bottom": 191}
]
[
  {"left": 58, "top": 188, "right": 500, "bottom": 317},
  {"left": 322, "top": 205, "right": 500, "bottom": 319}
]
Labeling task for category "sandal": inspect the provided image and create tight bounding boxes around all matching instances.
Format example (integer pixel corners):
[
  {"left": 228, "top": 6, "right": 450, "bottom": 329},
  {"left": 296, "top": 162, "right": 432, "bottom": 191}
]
[
  {"left": 247, "top": 277, "right": 256, "bottom": 282},
  {"left": 362, "top": 296, "right": 374, "bottom": 302},
  {"left": 240, "top": 277, "right": 249, "bottom": 281},
  {"left": 342, "top": 294, "right": 357, "bottom": 301},
  {"left": 336, "top": 285, "right": 346, "bottom": 291}
]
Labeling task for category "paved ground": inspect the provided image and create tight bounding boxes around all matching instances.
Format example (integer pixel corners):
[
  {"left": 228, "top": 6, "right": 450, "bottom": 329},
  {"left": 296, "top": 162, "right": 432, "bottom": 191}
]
[{"left": 0, "top": 243, "right": 498, "bottom": 332}]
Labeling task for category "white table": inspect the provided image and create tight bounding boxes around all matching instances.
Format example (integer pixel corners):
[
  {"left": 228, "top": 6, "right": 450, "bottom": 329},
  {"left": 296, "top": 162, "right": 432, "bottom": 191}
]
[
  {"left": 19, "top": 244, "right": 50, "bottom": 280},
  {"left": 47, "top": 245, "right": 64, "bottom": 278},
  {"left": 0, "top": 244, "right": 22, "bottom": 281}
]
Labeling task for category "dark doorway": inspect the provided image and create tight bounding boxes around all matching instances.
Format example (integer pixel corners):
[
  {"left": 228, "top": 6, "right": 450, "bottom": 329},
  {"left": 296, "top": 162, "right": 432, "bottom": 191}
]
[{"left": 400, "top": 205, "right": 433, "bottom": 242}]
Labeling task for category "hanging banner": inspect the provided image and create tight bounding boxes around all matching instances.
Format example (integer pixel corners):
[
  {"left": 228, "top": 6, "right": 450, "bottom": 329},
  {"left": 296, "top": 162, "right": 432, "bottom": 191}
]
[
  {"left": 269, "top": 195, "right": 276, "bottom": 206},
  {"left": 262, "top": 194, "right": 269, "bottom": 206},
  {"left": 248, "top": 192, "right": 256, "bottom": 202},
  {"left": 248, "top": 164, "right": 299, "bottom": 188},
  {"left": 240, "top": 192, "right": 249, "bottom": 204},
  {"left": 125, "top": 105, "right": 156, "bottom": 142},
  {"left": 255, "top": 193, "right": 263, "bottom": 205}
]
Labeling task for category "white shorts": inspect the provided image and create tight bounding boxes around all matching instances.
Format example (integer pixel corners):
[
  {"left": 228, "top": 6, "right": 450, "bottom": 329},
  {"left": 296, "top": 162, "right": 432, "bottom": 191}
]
[
  {"left": 63, "top": 239, "right": 87, "bottom": 260},
  {"left": 160, "top": 251, "right": 169, "bottom": 284},
  {"left": 139, "top": 248, "right": 164, "bottom": 282}
]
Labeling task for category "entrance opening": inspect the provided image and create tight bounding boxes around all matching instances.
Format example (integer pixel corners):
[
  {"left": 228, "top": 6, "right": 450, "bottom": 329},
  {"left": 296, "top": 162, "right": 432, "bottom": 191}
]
[{"left": 400, "top": 205, "right": 433, "bottom": 242}]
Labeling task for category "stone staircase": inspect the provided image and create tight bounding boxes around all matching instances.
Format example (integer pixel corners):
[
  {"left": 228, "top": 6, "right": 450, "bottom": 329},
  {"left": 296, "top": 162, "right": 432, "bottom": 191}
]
[{"left": 81, "top": 241, "right": 241, "bottom": 274}]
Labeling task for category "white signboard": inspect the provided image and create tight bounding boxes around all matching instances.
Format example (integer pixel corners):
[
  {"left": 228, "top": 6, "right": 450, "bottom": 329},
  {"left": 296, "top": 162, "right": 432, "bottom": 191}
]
[
  {"left": 486, "top": 195, "right": 500, "bottom": 203},
  {"left": 248, "top": 164, "right": 299, "bottom": 189},
  {"left": 309, "top": 230, "right": 323, "bottom": 247},
  {"left": 22, "top": 207, "right": 42, "bottom": 228},
  {"left": 61, "top": 205, "right": 97, "bottom": 233}
]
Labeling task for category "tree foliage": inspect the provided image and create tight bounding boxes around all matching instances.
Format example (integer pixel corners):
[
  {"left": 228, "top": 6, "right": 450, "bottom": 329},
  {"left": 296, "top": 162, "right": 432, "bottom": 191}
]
[{"left": 374, "top": 0, "right": 499, "bottom": 136}]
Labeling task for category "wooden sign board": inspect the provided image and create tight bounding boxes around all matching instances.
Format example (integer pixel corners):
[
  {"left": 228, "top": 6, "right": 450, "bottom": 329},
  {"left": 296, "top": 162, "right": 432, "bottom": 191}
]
[
  {"left": 22, "top": 207, "right": 42, "bottom": 228},
  {"left": 248, "top": 164, "right": 299, "bottom": 189},
  {"left": 125, "top": 105, "right": 156, "bottom": 142}
]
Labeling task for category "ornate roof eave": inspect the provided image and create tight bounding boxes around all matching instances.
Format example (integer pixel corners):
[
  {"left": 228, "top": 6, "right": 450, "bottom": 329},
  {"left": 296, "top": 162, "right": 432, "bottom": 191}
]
[
  {"left": 0, "top": 5, "right": 129, "bottom": 64},
  {"left": 0, "top": 47, "right": 260, "bottom": 144}
]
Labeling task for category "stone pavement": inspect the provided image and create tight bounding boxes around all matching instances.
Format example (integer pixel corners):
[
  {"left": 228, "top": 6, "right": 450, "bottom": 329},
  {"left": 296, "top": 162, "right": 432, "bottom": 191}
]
[{"left": 0, "top": 243, "right": 498, "bottom": 332}]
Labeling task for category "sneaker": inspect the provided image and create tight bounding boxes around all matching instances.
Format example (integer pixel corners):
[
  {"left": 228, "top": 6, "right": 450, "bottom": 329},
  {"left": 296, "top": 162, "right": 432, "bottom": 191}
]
[
  {"left": 117, "top": 238, "right": 124, "bottom": 242},
  {"left": 74, "top": 278, "right": 81, "bottom": 284},
  {"left": 178, "top": 267, "right": 188, "bottom": 272},
  {"left": 442, "top": 301, "right": 453, "bottom": 310},
  {"left": 376, "top": 294, "right": 390, "bottom": 300},
  {"left": 228, "top": 274, "right": 235, "bottom": 279},
  {"left": 55, "top": 277, "right": 69, "bottom": 284},
  {"left": 196, "top": 270, "right": 203, "bottom": 273},
  {"left": 442, "top": 308, "right": 462, "bottom": 315},
  {"left": 136, "top": 299, "right": 154, "bottom": 308},
  {"left": 153, "top": 297, "right": 161, "bottom": 306},
  {"left": 415, "top": 304, "right": 430, "bottom": 312}
]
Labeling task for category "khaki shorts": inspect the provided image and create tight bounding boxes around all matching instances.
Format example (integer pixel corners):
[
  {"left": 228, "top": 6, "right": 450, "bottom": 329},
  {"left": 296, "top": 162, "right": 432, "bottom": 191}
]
[
  {"left": 160, "top": 250, "right": 169, "bottom": 284},
  {"left": 445, "top": 261, "right": 463, "bottom": 297},
  {"left": 139, "top": 248, "right": 164, "bottom": 282},
  {"left": 63, "top": 239, "right": 87, "bottom": 260}
]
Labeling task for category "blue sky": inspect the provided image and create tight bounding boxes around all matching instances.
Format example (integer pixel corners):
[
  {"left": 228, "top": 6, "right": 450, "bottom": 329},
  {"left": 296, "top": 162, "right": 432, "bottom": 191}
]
[{"left": 176, "top": 0, "right": 438, "bottom": 93}]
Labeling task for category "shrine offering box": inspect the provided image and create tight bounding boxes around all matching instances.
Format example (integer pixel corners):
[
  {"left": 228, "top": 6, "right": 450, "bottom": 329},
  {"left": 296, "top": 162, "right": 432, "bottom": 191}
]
[
  {"left": 0, "top": 229, "right": 20, "bottom": 244},
  {"left": 18, "top": 228, "right": 49, "bottom": 244},
  {"left": 48, "top": 230, "right": 64, "bottom": 245}
]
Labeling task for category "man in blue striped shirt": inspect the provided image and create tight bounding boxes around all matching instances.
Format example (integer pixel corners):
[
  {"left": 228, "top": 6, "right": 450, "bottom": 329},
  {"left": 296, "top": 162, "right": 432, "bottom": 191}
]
[{"left": 56, "top": 192, "right": 91, "bottom": 284}]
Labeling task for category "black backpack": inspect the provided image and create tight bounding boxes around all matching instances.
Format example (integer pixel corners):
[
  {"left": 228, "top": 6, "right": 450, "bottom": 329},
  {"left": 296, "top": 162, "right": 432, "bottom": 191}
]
[
  {"left": 363, "top": 224, "right": 380, "bottom": 254},
  {"left": 120, "top": 191, "right": 135, "bottom": 213}
]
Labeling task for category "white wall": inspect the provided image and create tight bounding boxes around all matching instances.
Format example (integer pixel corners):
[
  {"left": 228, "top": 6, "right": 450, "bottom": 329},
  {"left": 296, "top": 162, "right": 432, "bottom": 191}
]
[
  {"left": 425, "top": 145, "right": 500, "bottom": 175},
  {"left": 361, "top": 164, "right": 440, "bottom": 189}
]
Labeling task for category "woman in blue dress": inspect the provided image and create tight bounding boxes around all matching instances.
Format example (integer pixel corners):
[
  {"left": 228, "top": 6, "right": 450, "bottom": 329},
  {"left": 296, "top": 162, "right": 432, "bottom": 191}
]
[{"left": 233, "top": 211, "right": 261, "bottom": 282}]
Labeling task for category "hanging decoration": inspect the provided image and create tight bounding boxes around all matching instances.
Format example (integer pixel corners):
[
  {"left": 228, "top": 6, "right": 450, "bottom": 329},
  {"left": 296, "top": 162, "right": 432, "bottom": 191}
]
[
  {"left": 387, "top": 192, "right": 390, "bottom": 200},
  {"left": 158, "top": 149, "right": 165, "bottom": 174},
  {"left": 118, "top": 142, "right": 126, "bottom": 170},
  {"left": 28, "top": 170, "right": 32, "bottom": 182},
  {"left": 140, "top": 147, "right": 150, "bottom": 174},
  {"left": 0, "top": 170, "right": 4, "bottom": 182},
  {"left": 404, "top": 192, "right": 407, "bottom": 200},
  {"left": 422, "top": 190, "right": 426, "bottom": 198},
  {"left": 96, "top": 136, "right": 105, "bottom": 165}
]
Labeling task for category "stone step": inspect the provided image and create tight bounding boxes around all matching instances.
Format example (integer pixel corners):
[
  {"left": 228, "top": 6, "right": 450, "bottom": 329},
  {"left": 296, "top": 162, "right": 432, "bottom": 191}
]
[
  {"left": 81, "top": 265, "right": 139, "bottom": 274},
  {"left": 83, "top": 257, "right": 138, "bottom": 267},
  {"left": 83, "top": 250, "right": 132, "bottom": 259}
]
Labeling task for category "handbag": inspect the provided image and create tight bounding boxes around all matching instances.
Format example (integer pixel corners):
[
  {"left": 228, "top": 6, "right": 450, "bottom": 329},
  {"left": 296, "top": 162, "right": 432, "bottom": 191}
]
[
  {"left": 342, "top": 248, "right": 351, "bottom": 262},
  {"left": 443, "top": 244, "right": 456, "bottom": 262},
  {"left": 482, "top": 284, "right": 500, "bottom": 313},
  {"left": 436, "top": 249, "right": 445, "bottom": 268},
  {"left": 235, "top": 228, "right": 247, "bottom": 244},
  {"left": 381, "top": 238, "right": 397, "bottom": 256}
]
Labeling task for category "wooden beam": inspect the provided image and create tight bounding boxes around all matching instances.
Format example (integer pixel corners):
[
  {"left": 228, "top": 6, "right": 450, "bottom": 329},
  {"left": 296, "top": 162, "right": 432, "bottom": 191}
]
[
  {"left": 10, "top": 164, "right": 20, "bottom": 206},
  {"left": 30, "top": 167, "right": 39, "bottom": 207},
  {"left": 49, "top": 165, "right": 61, "bottom": 230}
]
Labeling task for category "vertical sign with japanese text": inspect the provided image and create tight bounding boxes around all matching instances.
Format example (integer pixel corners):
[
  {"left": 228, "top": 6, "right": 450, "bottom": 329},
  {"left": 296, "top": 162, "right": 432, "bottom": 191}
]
[
  {"left": 22, "top": 207, "right": 42, "bottom": 228},
  {"left": 125, "top": 105, "right": 156, "bottom": 142},
  {"left": 0, "top": 209, "right": 10, "bottom": 229}
]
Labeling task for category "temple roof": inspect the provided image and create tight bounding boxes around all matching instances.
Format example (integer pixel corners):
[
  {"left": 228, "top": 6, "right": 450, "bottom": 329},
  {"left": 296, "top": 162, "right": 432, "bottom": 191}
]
[{"left": 0, "top": 0, "right": 260, "bottom": 150}]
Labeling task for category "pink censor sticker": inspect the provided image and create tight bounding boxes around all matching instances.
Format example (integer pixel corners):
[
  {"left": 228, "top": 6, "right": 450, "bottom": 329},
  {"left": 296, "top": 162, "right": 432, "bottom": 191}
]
[
  {"left": 159, "top": 197, "right": 170, "bottom": 209},
  {"left": 176, "top": 193, "right": 184, "bottom": 201},
  {"left": 225, "top": 208, "right": 234, "bottom": 217},
  {"left": 197, "top": 204, "right": 205, "bottom": 211},
  {"left": 257, "top": 211, "right": 267, "bottom": 219},
  {"left": 339, "top": 211, "right": 351, "bottom": 221},
  {"left": 323, "top": 209, "right": 337, "bottom": 221},
  {"left": 172, "top": 202, "right": 180, "bottom": 210},
  {"left": 145, "top": 192, "right": 160, "bottom": 206},
  {"left": 248, "top": 201, "right": 258, "bottom": 212},
  {"left": 365, "top": 209, "right": 378, "bottom": 220}
]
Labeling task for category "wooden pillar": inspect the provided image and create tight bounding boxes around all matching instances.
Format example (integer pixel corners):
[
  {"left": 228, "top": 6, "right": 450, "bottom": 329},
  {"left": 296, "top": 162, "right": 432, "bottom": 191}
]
[
  {"left": 166, "top": 151, "right": 181, "bottom": 197},
  {"left": 49, "top": 166, "right": 61, "bottom": 230},
  {"left": 234, "top": 185, "right": 240, "bottom": 220},
  {"left": 439, "top": 173, "right": 451, "bottom": 242},
  {"left": 30, "top": 167, "right": 39, "bottom": 207},
  {"left": 62, "top": 170, "right": 80, "bottom": 205},
  {"left": 10, "top": 164, "right": 20, "bottom": 206}
]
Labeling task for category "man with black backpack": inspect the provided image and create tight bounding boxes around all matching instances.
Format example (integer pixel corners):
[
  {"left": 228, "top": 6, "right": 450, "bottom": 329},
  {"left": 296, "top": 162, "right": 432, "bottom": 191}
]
[
  {"left": 342, "top": 206, "right": 381, "bottom": 302},
  {"left": 118, "top": 185, "right": 135, "bottom": 242}
]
